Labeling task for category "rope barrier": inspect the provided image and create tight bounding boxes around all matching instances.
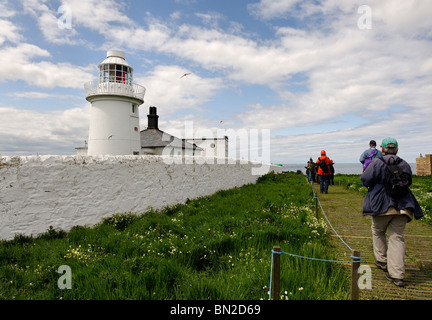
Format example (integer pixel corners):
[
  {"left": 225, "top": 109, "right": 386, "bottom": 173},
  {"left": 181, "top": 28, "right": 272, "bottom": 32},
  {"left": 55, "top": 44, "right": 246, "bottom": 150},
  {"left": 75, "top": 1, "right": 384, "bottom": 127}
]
[
  {"left": 413, "top": 193, "right": 432, "bottom": 199},
  {"left": 273, "top": 249, "right": 361, "bottom": 263},
  {"left": 316, "top": 197, "right": 353, "bottom": 252},
  {"left": 268, "top": 249, "right": 361, "bottom": 300},
  {"left": 267, "top": 178, "right": 361, "bottom": 300},
  {"left": 310, "top": 180, "right": 352, "bottom": 251}
]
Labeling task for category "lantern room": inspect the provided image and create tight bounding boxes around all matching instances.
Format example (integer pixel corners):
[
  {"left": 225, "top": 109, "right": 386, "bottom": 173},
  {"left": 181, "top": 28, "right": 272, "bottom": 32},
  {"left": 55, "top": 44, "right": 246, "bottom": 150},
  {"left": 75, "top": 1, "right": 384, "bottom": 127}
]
[
  {"left": 84, "top": 49, "right": 145, "bottom": 101},
  {"left": 98, "top": 49, "right": 133, "bottom": 85}
]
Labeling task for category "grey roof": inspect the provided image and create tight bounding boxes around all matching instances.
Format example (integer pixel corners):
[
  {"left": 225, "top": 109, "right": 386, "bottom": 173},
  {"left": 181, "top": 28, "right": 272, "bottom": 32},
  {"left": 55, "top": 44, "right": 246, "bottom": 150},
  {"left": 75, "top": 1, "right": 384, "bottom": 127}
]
[{"left": 140, "top": 129, "right": 201, "bottom": 150}]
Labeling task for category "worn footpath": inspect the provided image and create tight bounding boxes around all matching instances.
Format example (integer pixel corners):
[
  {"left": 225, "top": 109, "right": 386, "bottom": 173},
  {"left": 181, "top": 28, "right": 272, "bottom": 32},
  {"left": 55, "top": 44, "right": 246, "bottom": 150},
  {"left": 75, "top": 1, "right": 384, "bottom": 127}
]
[{"left": 314, "top": 183, "right": 432, "bottom": 300}]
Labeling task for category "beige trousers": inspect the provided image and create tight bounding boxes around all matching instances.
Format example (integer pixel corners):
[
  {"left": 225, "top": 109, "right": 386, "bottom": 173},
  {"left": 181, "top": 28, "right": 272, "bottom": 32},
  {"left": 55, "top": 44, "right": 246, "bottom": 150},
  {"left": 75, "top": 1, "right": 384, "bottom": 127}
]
[{"left": 371, "top": 213, "right": 410, "bottom": 280}]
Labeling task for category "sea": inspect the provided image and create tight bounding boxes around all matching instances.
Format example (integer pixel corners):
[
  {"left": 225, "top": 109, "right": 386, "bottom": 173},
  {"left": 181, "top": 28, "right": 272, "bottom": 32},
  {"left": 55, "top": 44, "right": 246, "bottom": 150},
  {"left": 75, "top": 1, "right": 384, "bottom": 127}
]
[{"left": 280, "top": 163, "right": 417, "bottom": 175}]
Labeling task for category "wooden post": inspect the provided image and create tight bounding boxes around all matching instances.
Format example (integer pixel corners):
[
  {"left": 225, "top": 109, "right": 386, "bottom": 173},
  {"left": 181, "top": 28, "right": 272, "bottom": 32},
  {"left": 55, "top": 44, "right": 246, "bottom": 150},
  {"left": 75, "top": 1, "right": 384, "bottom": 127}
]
[
  {"left": 350, "top": 250, "right": 361, "bottom": 300},
  {"left": 272, "top": 246, "right": 281, "bottom": 300}
]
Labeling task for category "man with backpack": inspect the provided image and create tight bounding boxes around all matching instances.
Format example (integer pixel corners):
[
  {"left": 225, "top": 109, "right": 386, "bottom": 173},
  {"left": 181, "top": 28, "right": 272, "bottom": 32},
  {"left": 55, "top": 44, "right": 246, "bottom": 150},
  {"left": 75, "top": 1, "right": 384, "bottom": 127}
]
[
  {"left": 359, "top": 140, "right": 383, "bottom": 172},
  {"left": 361, "top": 137, "right": 424, "bottom": 287},
  {"left": 316, "top": 150, "right": 333, "bottom": 194}
]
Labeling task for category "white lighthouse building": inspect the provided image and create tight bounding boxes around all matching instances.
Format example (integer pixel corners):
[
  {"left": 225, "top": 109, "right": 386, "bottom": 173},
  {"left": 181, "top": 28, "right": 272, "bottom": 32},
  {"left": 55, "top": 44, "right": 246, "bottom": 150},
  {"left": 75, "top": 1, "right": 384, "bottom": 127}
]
[{"left": 83, "top": 50, "right": 146, "bottom": 156}]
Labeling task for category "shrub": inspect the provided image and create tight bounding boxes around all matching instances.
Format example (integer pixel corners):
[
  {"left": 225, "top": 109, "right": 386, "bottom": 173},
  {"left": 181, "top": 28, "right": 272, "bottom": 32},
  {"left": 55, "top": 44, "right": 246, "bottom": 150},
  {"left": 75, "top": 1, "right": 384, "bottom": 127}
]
[
  {"left": 101, "top": 212, "right": 139, "bottom": 231},
  {"left": 38, "top": 226, "right": 67, "bottom": 240}
]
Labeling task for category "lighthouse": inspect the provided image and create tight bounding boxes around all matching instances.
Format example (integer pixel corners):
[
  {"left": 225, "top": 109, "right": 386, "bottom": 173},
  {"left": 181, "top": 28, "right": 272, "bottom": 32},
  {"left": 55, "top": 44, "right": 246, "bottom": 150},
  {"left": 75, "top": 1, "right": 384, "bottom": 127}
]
[{"left": 84, "top": 50, "right": 146, "bottom": 155}]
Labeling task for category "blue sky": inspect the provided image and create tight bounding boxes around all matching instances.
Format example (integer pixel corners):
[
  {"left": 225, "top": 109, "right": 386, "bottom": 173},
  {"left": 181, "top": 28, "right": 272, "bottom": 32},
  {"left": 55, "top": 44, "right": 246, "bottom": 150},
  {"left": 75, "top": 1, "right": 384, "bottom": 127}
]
[{"left": 0, "top": 0, "right": 431, "bottom": 164}]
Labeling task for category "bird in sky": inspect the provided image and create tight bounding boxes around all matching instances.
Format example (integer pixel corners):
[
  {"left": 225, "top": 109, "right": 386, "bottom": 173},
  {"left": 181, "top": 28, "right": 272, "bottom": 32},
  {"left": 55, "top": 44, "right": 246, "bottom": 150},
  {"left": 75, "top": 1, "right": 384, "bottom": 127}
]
[{"left": 179, "top": 73, "right": 192, "bottom": 79}]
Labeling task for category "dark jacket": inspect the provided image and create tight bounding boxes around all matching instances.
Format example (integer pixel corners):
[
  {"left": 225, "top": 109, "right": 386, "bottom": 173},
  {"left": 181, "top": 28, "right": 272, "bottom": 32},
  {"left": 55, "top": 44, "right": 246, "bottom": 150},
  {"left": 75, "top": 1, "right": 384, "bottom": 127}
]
[{"left": 360, "top": 154, "right": 424, "bottom": 220}]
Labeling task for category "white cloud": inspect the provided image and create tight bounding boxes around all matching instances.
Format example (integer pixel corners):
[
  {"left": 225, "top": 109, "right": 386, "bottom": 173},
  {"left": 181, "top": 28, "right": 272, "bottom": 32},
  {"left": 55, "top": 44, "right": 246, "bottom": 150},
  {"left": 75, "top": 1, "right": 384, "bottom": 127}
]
[
  {"left": 62, "top": 0, "right": 131, "bottom": 31},
  {"left": 7, "top": 91, "right": 81, "bottom": 100},
  {"left": 36, "top": 8, "right": 80, "bottom": 45},
  {"left": 195, "top": 12, "right": 226, "bottom": 28},
  {"left": 0, "top": 105, "right": 90, "bottom": 156},
  {"left": 270, "top": 104, "right": 432, "bottom": 164},
  {"left": 19, "top": 0, "right": 77, "bottom": 44},
  {"left": 155, "top": 24, "right": 298, "bottom": 86},
  {"left": 0, "top": 19, "right": 22, "bottom": 45},
  {"left": 248, "top": 0, "right": 302, "bottom": 20},
  {"left": 371, "top": 0, "right": 432, "bottom": 37},
  {"left": 0, "top": 1, "right": 94, "bottom": 88},
  {"left": 0, "top": 0, "right": 17, "bottom": 18},
  {"left": 0, "top": 44, "right": 93, "bottom": 88},
  {"left": 135, "top": 65, "right": 224, "bottom": 121},
  {"left": 20, "top": 0, "right": 130, "bottom": 44},
  {"left": 105, "top": 22, "right": 172, "bottom": 52}
]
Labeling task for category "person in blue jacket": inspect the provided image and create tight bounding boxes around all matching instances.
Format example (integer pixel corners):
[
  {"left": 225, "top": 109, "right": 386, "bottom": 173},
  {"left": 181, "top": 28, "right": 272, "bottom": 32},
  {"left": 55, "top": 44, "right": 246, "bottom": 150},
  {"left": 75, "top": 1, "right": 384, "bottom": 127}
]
[
  {"left": 359, "top": 140, "right": 383, "bottom": 172},
  {"left": 360, "top": 137, "right": 423, "bottom": 287}
]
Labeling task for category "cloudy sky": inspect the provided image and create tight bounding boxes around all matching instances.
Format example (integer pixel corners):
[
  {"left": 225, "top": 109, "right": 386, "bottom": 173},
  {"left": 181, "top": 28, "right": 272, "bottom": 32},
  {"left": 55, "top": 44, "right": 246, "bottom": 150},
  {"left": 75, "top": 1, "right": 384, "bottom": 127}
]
[{"left": 0, "top": 0, "right": 431, "bottom": 164}]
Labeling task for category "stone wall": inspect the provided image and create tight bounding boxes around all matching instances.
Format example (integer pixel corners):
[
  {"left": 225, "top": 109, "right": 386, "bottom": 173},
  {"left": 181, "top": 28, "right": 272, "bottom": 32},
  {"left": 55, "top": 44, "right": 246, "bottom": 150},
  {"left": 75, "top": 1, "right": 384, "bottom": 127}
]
[
  {"left": 416, "top": 154, "right": 432, "bottom": 176},
  {"left": 0, "top": 155, "right": 281, "bottom": 240}
]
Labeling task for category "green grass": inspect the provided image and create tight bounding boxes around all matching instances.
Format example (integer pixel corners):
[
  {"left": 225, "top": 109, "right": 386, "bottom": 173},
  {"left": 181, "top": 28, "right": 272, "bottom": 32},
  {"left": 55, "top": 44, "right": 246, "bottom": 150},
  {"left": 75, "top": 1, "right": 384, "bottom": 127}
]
[
  {"left": 0, "top": 172, "right": 350, "bottom": 300},
  {"left": 334, "top": 173, "right": 432, "bottom": 226}
]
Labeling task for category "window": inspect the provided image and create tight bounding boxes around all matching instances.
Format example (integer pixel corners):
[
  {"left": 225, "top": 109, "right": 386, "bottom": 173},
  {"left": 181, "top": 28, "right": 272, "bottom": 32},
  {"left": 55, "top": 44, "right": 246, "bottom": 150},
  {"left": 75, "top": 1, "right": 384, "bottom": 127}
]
[
  {"left": 116, "top": 65, "right": 122, "bottom": 82},
  {"left": 99, "top": 64, "right": 132, "bottom": 84}
]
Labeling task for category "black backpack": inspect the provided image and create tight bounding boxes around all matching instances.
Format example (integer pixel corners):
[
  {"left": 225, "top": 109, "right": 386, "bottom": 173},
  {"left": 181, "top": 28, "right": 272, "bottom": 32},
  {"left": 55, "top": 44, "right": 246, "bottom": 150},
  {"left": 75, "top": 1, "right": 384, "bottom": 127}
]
[
  {"left": 318, "top": 157, "right": 329, "bottom": 173},
  {"left": 379, "top": 157, "right": 410, "bottom": 197}
]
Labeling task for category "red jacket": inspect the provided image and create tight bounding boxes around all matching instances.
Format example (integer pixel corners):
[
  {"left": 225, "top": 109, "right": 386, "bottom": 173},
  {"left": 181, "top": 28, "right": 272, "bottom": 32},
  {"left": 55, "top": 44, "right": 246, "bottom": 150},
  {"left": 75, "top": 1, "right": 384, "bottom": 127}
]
[{"left": 316, "top": 156, "right": 332, "bottom": 175}]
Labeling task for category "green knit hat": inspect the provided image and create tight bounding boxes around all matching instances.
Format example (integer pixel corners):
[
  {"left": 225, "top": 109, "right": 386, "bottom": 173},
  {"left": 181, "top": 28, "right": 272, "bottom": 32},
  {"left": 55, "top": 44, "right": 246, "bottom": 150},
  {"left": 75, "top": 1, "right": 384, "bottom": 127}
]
[{"left": 380, "top": 137, "right": 398, "bottom": 148}]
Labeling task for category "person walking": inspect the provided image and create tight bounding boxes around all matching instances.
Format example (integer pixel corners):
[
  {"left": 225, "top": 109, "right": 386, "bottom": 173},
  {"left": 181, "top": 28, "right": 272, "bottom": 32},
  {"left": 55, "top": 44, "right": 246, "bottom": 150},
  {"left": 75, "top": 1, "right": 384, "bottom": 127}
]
[
  {"left": 305, "top": 158, "right": 315, "bottom": 183},
  {"left": 329, "top": 161, "right": 335, "bottom": 185},
  {"left": 360, "top": 140, "right": 383, "bottom": 172},
  {"left": 316, "top": 150, "right": 332, "bottom": 194},
  {"left": 310, "top": 158, "right": 317, "bottom": 183},
  {"left": 305, "top": 159, "right": 311, "bottom": 183},
  {"left": 360, "top": 137, "right": 424, "bottom": 287}
]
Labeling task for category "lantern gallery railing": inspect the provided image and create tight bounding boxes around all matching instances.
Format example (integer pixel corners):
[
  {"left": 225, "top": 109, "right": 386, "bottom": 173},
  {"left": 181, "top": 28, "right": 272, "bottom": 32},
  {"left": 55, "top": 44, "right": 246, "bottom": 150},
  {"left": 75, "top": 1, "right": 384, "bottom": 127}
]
[{"left": 84, "top": 80, "right": 146, "bottom": 101}]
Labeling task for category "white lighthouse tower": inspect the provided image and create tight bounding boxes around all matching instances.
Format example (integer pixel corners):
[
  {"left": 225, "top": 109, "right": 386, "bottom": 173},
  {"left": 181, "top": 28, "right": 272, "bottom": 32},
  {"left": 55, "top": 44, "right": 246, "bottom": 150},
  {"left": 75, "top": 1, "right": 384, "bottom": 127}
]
[{"left": 84, "top": 50, "right": 145, "bottom": 156}]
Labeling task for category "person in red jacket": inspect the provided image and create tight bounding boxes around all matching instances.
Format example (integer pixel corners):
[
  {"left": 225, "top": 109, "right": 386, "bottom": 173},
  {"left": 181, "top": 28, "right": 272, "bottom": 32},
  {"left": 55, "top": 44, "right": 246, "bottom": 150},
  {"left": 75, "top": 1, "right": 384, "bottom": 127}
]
[{"left": 316, "top": 150, "right": 333, "bottom": 194}]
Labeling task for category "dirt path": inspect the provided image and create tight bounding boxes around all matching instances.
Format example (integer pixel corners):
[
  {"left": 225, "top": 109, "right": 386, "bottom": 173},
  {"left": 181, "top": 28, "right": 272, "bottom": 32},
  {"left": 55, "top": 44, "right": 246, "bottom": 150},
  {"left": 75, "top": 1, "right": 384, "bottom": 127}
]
[{"left": 314, "top": 183, "right": 432, "bottom": 300}]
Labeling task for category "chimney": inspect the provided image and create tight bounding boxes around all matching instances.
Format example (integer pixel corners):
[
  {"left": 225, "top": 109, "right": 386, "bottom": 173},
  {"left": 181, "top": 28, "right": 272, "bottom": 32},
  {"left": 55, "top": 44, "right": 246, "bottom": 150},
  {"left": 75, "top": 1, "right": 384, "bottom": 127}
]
[{"left": 147, "top": 106, "right": 159, "bottom": 129}]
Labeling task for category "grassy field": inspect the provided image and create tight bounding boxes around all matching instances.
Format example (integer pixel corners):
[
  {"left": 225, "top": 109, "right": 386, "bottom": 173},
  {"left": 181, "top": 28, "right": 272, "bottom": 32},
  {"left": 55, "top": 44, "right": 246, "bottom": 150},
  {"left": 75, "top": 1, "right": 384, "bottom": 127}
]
[
  {"left": 0, "top": 171, "right": 351, "bottom": 300},
  {"left": 334, "top": 174, "right": 432, "bottom": 225}
]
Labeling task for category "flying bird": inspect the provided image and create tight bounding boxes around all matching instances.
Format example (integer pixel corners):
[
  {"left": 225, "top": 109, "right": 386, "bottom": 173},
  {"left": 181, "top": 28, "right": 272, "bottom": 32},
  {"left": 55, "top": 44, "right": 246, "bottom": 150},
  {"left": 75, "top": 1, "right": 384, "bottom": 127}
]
[{"left": 179, "top": 73, "right": 192, "bottom": 79}]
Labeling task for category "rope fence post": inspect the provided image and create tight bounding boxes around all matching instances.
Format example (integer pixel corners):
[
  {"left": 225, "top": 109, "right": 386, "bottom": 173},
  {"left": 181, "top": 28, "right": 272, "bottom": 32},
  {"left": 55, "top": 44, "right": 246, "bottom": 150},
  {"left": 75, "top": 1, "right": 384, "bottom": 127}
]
[
  {"left": 350, "top": 250, "right": 361, "bottom": 300},
  {"left": 272, "top": 246, "right": 281, "bottom": 300},
  {"left": 269, "top": 179, "right": 362, "bottom": 301}
]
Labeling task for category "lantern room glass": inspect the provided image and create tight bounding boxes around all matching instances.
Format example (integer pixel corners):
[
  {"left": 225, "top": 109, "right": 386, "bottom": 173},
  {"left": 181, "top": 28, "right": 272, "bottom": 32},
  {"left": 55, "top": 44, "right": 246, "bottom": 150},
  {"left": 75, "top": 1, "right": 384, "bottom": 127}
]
[{"left": 99, "top": 64, "right": 132, "bottom": 84}]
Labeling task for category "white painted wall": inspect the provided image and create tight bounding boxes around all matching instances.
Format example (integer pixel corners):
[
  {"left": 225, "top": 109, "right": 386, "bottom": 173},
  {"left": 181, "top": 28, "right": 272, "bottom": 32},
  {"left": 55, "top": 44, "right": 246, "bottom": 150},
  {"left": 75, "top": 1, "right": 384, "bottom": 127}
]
[
  {"left": 87, "top": 96, "right": 141, "bottom": 156},
  {"left": 0, "top": 155, "right": 282, "bottom": 240}
]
